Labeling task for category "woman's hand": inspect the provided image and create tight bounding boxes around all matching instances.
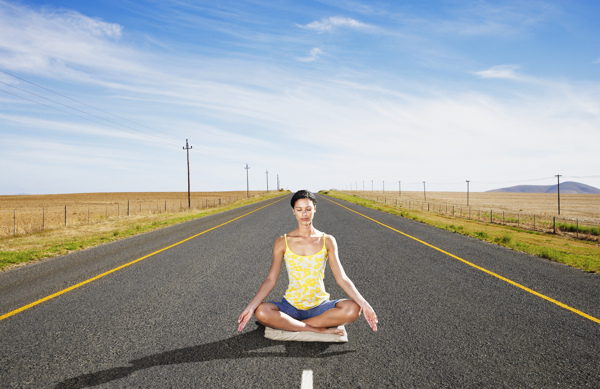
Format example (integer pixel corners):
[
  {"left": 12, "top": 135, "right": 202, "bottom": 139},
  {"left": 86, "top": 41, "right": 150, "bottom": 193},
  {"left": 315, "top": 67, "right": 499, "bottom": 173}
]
[
  {"left": 237, "top": 306, "right": 254, "bottom": 332},
  {"left": 363, "top": 304, "right": 378, "bottom": 331}
]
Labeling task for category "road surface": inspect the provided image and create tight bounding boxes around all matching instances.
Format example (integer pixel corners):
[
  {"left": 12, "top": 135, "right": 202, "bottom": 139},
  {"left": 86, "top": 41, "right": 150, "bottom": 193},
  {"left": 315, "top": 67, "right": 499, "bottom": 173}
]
[{"left": 1, "top": 194, "right": 599, "bottom": 388}]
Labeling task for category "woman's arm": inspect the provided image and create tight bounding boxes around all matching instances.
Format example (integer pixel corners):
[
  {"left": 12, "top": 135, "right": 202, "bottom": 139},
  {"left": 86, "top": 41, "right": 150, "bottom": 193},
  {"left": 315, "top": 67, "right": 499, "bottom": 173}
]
[
  {"left": 326, "top": 234, "right": 378, "bottom": 331},
  {"left": 237, "top": 236, "right": 285, "bottom": 331}
]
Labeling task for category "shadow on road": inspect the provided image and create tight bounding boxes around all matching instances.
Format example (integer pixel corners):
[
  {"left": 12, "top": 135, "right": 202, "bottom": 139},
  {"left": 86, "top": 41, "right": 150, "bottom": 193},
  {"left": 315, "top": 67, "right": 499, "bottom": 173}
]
[{"left": 56, "top": 325, "right": 355, "bottom": 388}]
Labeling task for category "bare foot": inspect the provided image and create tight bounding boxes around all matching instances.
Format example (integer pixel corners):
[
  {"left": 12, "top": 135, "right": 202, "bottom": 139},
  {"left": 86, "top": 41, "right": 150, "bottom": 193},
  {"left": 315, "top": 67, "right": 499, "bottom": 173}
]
[{"left": 308, "top": 325, "right": 346, "bottom": 336}]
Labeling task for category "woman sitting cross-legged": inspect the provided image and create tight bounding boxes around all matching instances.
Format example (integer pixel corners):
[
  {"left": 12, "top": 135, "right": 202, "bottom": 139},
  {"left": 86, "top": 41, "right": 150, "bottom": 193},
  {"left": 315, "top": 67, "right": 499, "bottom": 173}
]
[{"left": 237, "top": 190, "right": 378, "bottom": 337}]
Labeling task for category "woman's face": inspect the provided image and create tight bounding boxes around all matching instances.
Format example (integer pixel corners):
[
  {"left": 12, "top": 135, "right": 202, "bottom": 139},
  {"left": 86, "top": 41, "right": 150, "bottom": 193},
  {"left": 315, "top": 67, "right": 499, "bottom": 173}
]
[{"left": 293, "top": 198, "right": 316, "bottom": 226}]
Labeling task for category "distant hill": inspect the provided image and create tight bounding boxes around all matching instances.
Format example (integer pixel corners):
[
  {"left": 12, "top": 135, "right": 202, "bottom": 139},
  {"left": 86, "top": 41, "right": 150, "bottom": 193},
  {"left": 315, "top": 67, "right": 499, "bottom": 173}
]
[{"left": 487, "top": 181, "right": 600, "bottom": 194}]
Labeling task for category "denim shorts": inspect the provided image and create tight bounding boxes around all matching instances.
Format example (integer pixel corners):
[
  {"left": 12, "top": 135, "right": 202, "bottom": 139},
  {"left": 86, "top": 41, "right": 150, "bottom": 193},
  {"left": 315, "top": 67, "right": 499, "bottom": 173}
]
[{"left": 270, "top": 298, "right": 344, "bottom": 321}]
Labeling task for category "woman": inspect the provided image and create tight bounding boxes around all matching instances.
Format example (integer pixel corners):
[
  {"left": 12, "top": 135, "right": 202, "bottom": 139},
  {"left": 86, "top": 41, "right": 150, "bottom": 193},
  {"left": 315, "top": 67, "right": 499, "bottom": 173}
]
[{"left": 237, "top": 190, "right": 378, "bottom": 337}]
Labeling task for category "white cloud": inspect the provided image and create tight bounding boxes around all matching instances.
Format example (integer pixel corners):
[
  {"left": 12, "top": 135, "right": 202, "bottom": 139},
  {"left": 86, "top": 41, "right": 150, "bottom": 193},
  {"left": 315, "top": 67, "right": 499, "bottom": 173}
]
[
  {"left": 296, "top": 47, "right": 323, "bottom": 62},
  {"left": 0, "top": 1, "right": 137, "bottom": 79},
  {"left": 473, "top": 64, "right": 523, "bottom": 80},
  {"left": 298, "top": 16, "right": 371, "bottom": 33}
]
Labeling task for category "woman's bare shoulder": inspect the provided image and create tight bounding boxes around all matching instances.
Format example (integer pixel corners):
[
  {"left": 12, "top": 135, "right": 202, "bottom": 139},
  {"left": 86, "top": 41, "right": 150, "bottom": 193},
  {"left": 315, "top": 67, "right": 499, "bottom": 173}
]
[
  {"left": 273, "top": 235, "right": 286, "bottom": 251},
  {"left": 324, "top": 233, "right": 338, "bottom": 248}
]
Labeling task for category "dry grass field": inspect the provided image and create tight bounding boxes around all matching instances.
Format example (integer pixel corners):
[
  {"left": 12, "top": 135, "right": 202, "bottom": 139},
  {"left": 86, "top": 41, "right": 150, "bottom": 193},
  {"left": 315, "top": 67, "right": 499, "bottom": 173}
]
[
  {"left": 2, "top": 190, "right": 598, "bottom": 238},
  {"left": 0, "top": 191, "right": 288, "bottom": 271},
  {"left": 349, "top": 191, "right": 600, "bottom": 221},
  {"left": 0, "top": 191, "right": 267, "bottom": 237},
  {"left": 348, "top": 191, "right": 600, "bottom": 236}
]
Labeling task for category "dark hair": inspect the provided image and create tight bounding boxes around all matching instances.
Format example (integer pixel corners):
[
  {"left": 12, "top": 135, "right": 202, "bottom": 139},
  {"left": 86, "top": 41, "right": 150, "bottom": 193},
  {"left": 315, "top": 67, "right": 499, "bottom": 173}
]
[{"left": 291, "top": 190, "right": 317, "bottom": 208}]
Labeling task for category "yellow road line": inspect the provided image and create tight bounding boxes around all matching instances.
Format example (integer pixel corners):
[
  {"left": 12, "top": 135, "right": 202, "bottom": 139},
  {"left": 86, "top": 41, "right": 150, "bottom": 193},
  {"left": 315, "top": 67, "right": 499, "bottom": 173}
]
[
  {"left": 0, "top": 197, "right": 285, "bottom": 322},
  {"left": 325, "top": 197, "right": 600, "bottom": 325}
]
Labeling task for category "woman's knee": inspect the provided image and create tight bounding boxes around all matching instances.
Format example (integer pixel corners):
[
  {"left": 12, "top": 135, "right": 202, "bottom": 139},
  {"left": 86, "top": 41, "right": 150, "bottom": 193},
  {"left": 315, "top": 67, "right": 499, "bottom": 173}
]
[
  {"left": 339, "top": 300, "right": 362, "bottom": 322},
  {"left": 254, "top": 303, "right": 276, "bottom": 323}
]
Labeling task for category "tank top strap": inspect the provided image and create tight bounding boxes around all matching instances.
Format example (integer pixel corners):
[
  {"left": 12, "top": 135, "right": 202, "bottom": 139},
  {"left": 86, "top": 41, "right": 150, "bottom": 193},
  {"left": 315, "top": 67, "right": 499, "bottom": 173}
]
[
  {"left": 284, "top": 234, "right": 290, "bottom": 251},
  {"left": 322, "top": 234, "right": 327, "bottom": 250}
]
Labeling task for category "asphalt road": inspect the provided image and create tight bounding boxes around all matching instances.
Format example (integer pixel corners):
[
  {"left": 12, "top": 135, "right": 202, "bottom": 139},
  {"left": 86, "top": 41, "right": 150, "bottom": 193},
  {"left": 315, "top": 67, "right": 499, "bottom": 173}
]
[{"left": 1, "top": 194, "right": 599, "bottom": 388}]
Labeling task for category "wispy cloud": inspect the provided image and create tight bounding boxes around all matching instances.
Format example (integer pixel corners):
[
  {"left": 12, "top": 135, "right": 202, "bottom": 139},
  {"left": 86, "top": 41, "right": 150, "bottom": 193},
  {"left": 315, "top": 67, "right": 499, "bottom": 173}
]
[
  {"left": 298, "top": 16, "right": 371, "bottom": 33},
  {"left": 438, "top": 2, "right": 559, "bottom": 37},
  {"left": 0, "top": 1, "right": 138, "bottom": 79},
  {"left": 296, "top": 47, "right": 323, "bottom": 62},
  {"left": 473, "top": 64, "right": 523, "bottom": 80}
]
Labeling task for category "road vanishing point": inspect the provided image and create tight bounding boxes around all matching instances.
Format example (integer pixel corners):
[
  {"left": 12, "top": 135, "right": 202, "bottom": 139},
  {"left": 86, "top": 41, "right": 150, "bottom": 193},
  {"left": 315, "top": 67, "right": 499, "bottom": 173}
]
[{"left": 1, "top": 194, "right": 599, "bottom": 387}]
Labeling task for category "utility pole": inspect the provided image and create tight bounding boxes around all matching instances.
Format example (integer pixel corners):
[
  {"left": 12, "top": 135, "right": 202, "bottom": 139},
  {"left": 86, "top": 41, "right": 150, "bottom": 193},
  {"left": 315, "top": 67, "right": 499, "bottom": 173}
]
[
  {"left": 266, "top": 170, "right": 269, "bottom": 192},
  {"left": 556, "top": 174, "right": 562, "bottom": 215},
  {"left": 423, "top": 181, "right": 426, "bottom": 201},
  {"left": 182, "top": 139, "right": 192, "bottom": 208},
  {"left": 466, "top": 180, "right": 470, "bottom": 207},
  {"left": 245, "top": 164, "right": 250, "bottom": 198}
]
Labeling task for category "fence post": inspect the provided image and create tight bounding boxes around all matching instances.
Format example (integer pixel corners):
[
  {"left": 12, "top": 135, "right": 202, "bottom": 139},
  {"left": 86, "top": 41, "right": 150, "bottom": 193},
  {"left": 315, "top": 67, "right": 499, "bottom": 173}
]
[
  {"left": 553, "top": 216, "right": 556, "bottom": 234},
  {"left": 490, "top": 210, "right": 493, "bottom": 223}
]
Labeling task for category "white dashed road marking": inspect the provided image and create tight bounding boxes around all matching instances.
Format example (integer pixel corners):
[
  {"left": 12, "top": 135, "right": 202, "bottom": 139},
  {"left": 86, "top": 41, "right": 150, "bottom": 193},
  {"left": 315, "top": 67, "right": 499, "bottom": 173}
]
[{"left": 301, "top": 370, "right": 313, "bottom": 389}]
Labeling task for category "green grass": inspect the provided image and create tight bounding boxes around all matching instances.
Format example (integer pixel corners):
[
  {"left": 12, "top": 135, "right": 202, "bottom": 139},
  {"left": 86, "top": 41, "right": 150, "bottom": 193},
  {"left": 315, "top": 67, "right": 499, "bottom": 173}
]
[
  {"left": 1, "top": 191, "right": 290, "bottom": 271},
  {"left": 321, "top": 190, "right": 600, "bottom": 273},
  {"left": 557, "top": 222, "right": 600, "bottom": 236}
]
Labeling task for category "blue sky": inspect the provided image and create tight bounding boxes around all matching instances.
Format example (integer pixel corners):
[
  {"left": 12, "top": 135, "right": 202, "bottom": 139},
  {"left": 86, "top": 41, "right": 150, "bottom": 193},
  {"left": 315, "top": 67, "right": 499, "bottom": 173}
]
[{"left": 1, "top": 0, "right": 599, "bottom": 194}]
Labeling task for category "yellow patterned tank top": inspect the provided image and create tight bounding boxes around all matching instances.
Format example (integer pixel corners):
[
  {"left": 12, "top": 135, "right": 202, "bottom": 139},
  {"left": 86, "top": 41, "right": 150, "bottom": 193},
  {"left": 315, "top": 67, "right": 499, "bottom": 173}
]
[{"left": 283, "top": 234, "right": 330, "bottom": 310}]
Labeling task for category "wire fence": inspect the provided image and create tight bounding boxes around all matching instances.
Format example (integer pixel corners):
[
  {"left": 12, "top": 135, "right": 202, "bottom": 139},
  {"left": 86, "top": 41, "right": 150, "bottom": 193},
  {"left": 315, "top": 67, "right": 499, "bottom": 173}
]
[
  {"left": 0, "top": 193, "right": 264, "bottom": 237},
  {"left": 348, "top": 192, "right": 600, "bottom": 240}
]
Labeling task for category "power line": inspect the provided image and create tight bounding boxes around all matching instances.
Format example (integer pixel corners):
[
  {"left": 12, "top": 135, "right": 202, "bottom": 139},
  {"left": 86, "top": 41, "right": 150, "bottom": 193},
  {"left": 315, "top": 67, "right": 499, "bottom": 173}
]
[
  {"left": 0, "top": 69, "right": 248, "bottom": 164},
  {"left": 0, "top": 80, "right": 179, "bottom": 145},
  {"left": 0, "top": 69, "right": 180, "bottom": 146},
  {"left": 0, "top": 69, "right": 176, "bottom": 140}
]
